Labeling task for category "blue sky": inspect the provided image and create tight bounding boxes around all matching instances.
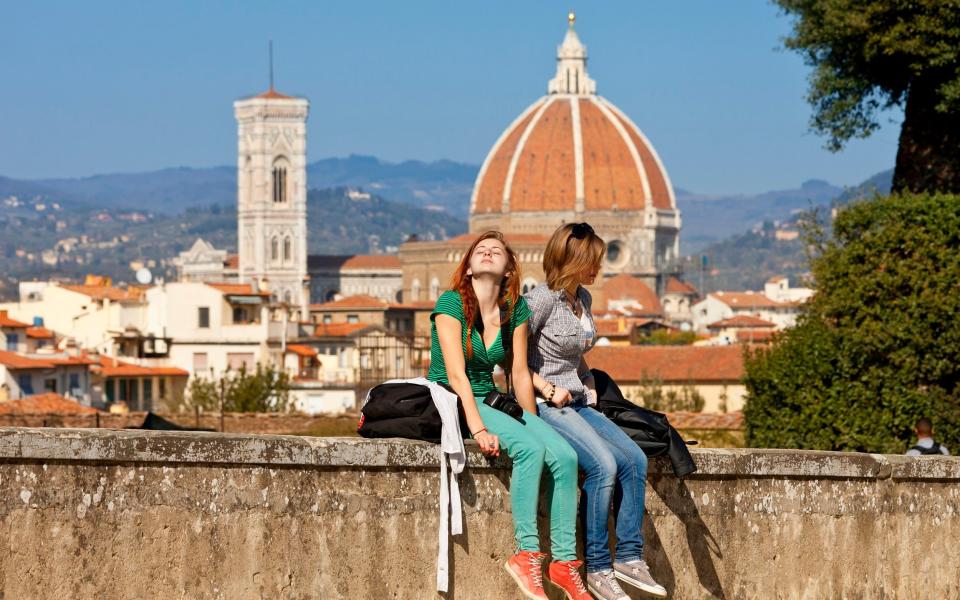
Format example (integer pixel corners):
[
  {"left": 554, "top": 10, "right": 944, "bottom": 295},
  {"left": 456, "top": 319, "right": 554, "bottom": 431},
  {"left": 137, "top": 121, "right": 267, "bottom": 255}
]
[{"left": 1, "top": 1, "right": 901, "bottom": 194}]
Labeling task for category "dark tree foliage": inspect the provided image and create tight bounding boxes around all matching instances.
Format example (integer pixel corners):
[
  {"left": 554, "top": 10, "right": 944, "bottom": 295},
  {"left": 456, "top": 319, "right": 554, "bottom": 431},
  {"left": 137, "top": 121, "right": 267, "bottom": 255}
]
[
  {"left": 744, "top": 193, "right": 960, "bottom": 452},
  {"left": 774, "top": 0, "right": 960, "bottom": 193}
]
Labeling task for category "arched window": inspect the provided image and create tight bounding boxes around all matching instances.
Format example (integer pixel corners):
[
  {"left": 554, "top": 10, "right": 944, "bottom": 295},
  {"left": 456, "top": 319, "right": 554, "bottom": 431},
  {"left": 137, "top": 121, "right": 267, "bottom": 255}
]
[
  {"left": 521, "top": 277, "right": 538, "bottom": 295},
  {"left": 284, "top": 290, "right": 293, "bottom": 304},
  {"left": 283, "top": 236, "right": 292, "bottom": 262},
  {"left": 272, "top": 157, "right": 289, "bottom": 203},
  {"left": 270, "top": 237, "right": 279, "bottom": 262},
  {"left": 429, "top": 277, "right": 440, "bottom": 301},
  {"left": 410, "top": 279, "right": 421, "bottom": 302}
]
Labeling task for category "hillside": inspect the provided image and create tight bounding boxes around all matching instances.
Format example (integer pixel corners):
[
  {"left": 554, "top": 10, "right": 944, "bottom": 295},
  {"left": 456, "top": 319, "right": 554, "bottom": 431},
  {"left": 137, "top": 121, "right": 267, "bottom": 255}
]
[
  {"left": 3, "top": 157, "right": 882, "bottom": 243},
  {"left": 676, "top": 179, "right": 843, "bottom": 254},
  {"left": 0, "top": 188, "right": 465, "bottom": 300},
  {"left": 0, "top": 155, "right": 479, "bottom": 218},
  {"left": 689, "top": 169, "right": 894, "bottom": 291}
]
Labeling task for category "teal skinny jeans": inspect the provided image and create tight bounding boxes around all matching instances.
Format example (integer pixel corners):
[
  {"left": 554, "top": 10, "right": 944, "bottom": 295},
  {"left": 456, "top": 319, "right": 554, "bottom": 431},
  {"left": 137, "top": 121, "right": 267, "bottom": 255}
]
[{"left": 476, "top": 402, "right": 579, "bottom": 561}]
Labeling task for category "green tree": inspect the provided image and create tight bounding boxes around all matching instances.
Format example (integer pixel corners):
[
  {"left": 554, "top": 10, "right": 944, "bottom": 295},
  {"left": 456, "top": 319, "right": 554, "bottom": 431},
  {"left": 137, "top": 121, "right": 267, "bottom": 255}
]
[
  {"left": 744, "top": 193, "right": 960, "bottom": 452},
  {"left": 185, "top": 364, "right": 293, "bottom": 413},
  {"left": 774, "top": 0, "right": 960, "bottom": 193}
]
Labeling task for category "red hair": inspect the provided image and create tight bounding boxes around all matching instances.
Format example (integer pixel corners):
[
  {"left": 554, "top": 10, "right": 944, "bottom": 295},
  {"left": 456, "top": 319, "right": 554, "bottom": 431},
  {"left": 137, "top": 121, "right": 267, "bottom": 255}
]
[{"left": 449, "top": 231, "right": 521, "bottom": 359}]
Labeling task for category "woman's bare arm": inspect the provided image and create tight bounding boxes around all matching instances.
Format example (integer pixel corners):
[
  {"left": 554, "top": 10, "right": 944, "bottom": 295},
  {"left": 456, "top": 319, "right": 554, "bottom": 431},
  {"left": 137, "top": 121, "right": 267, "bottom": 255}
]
[
  {"left": 510, "top": 322, "right": 537, "bottom": 414},
  {"left": 435, "top": 314, "right": 486, "bottom": 434}
]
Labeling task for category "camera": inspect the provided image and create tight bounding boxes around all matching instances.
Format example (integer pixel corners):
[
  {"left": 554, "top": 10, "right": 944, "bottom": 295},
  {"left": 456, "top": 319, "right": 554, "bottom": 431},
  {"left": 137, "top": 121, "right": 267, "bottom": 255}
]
[{"left": 483, "top": 390, "right": 524, "bottom": 421}]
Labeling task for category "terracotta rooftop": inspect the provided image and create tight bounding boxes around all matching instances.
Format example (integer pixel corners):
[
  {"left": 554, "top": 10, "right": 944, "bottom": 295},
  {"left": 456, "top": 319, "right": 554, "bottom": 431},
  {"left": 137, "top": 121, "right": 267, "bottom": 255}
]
[
  {"left": 736, "top": 330, "right": 776, "bottom": 343},
  {"left": 313, "top": 323, "right": 376, "bottom": 337},
  {"left": 206, "top": 283, "right": 270, "bottom": 297},
  {"left": 49, "top": 356, "right": 98, "bottom": 367},
  {"left": 93, "top": 356, "right": 189, "bottom": 378},
  {"left": 601, "top": 274, "right": 662, "bottom": 315},
  {"left": 586, "top": 345, "right": 744, "bottom": 383},
  {"left": 255, "top": 87, "right": 294, "bottom": 100},
  {"left": 25, "top": 326, "right": 55, "bottom": 340},
  {"left": 310, "top": 295, "right": 389, "bottom": 310},
  {"left": 665, "top": 277, "right": 699, "bottom": 296},
  {"left": 0, "top": 311, "right": 29, "bottom": 328},
  {"left": 0, "top": 393, "right": 100, "bottom": 415},
  {"left": 0, "top": 351, "right": 93, "bottom": 370},
  {"left": 707, "top": 315, "right": 777, "bottom": 329},
  {"left": 711, "top": 291, "right": 785, "bottom": 309},
  {"left": 61, "top": 284, "right": 143, "bottom": 302},
  {"left": 307, "top": 255, "right": 401, "bottom": 270},
  {"left": 286, "top": 344, "right": 319, "bottom": 358},
  {"left": 666, "top": 410, "right": 744, "bottom": 430},
  {"left": 594, "top": 319, "right": 635, "bottom": 337},
  {"left": 224, "top": 254, "right": 240, "bottom": 269},
  {"left": 0, "top": 351, "right": 55, "bottom": 369}
]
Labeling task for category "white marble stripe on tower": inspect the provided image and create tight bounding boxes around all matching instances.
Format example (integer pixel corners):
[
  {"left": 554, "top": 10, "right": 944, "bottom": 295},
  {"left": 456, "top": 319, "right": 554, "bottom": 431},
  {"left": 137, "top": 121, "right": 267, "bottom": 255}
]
[
  {"left": 600, "top": 98, "right": 678, "bottom": 210},
  {"left": 502, "top": 96, "right": 556, "bottom": 214},
  {"left": 591, "top": 96, "right": 652, "bottom": 206},
  {"left": 571, "top": 97, "right": 585, "bottom": 213},
  {"left": 468, "top": 98, "right": 547, "bottom": 216}
]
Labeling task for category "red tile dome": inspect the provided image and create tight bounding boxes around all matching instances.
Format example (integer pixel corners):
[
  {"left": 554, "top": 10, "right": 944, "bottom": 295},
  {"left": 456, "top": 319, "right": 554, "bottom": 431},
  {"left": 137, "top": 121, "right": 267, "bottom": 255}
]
[{"left": 470, "top": 19, "right": 675, "bottom": 217}]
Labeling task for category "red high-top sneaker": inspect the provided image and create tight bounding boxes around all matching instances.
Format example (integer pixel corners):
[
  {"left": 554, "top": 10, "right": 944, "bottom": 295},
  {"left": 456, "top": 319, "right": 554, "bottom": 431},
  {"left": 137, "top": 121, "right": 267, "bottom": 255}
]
[
  {"left": 547, "top": 560, "right": 592, "bottom": 600},
  {"left": 504, "top": 551, "right": 549, "bottom": 600}
]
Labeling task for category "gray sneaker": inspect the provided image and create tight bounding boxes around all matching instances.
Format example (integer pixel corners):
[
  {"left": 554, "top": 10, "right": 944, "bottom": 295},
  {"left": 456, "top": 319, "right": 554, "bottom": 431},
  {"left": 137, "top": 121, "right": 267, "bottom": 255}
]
[
  {"left": 613, "top": 559, "right": 667, "bottom": 597},
  {"left": 585, "top": 569, "right": 629, "bottom": 600}
]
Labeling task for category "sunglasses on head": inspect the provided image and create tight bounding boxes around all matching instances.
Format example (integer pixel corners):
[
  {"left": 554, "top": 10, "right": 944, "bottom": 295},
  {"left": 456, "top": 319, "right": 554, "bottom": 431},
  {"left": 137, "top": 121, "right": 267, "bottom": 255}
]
[{"left": 571, "top": 222, "right": 595, "bottom": 239}]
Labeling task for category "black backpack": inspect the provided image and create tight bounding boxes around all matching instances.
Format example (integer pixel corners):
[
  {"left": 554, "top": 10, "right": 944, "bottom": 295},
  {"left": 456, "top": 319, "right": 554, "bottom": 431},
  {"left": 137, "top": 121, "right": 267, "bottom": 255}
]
[
  {"left": 592, "top": 369, "right": 698, "bottom": 478},
  {"left": 358, "top": 382, "right": 447, "bottom": 442},
  {"left": 358, "top": 300, "right": 515, "bottom": 442},
  {"left": 911, "top": 442, "right": 943, "bottom": 455}
]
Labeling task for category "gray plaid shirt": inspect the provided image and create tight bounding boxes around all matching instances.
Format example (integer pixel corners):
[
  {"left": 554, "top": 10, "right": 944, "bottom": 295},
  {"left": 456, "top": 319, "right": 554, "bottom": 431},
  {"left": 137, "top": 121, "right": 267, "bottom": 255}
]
[{"left": 524, "top": 283, "right": 596, "bottom": 402}]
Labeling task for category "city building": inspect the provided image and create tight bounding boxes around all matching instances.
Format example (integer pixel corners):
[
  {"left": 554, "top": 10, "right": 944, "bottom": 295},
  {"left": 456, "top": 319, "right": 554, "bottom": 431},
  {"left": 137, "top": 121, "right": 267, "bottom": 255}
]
[
  {"left": 586, "top": 345, "right": 746, "bottom": 413},
  {"left": 692, "top": 276, "right": 812, "bottom": 334},
  {"left": 399, "top": 14, "right": 684, "bottom": 303}
]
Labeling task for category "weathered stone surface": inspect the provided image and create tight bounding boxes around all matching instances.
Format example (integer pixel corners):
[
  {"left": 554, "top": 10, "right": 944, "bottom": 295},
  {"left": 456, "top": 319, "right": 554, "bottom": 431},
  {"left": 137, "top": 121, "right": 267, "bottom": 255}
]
[{"left": 1, "top": 428, "right": 958, "bottom": 599}]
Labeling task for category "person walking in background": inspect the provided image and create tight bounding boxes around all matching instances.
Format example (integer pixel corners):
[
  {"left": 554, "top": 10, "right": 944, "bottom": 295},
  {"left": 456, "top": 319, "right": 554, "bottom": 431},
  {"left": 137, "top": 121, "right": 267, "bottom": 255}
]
[
  {"left": 906, "top": 417, "right": 950, "bottom": 456},
  {"left": 525, "top": 223, "right": 667, "bottom": 600},
  {"left": 427, "top": 230, "right": 590, "bottom": 600}
]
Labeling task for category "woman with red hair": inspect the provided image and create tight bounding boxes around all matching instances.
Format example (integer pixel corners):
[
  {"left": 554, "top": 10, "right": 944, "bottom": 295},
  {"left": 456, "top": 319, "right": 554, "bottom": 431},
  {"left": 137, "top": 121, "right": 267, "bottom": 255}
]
[{"left": 427, "top": 230, "right": 589, "bottom": 600}]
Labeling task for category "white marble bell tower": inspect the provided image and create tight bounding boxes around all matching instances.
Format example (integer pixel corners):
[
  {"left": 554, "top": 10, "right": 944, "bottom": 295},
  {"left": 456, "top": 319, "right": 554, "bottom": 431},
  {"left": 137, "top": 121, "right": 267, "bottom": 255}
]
[{"left": 233, "top": 82, "right": 309, "bottom": 313}]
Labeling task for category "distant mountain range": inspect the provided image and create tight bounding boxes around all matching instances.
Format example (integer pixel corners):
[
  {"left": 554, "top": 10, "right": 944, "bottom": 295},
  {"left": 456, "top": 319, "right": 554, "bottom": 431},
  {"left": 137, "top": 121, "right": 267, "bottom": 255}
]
[
  {"left": 2, "top": 156, "right": 891, "bottom": 253},
  {"left": 0, "top": 155, "right": 476, "bottom": 217},
  {"left": 691, "top": 168, "right": 893, "bottom": 291},
  {"left": 0, "top": 157, "right": 894, "bottom": 297}
]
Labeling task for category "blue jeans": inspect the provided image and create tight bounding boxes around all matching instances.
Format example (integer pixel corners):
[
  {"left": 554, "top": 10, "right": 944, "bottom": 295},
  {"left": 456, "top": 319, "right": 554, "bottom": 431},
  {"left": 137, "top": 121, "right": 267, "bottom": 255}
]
[{"left": 537, "top": 399, "right": 648, "bottom": 572}]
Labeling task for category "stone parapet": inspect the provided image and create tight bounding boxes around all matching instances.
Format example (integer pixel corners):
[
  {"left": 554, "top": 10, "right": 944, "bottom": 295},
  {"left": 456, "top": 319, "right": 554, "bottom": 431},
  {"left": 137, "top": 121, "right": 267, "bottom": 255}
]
[{"left": 1, "top": 428, "right": 958, "bottom": 599}]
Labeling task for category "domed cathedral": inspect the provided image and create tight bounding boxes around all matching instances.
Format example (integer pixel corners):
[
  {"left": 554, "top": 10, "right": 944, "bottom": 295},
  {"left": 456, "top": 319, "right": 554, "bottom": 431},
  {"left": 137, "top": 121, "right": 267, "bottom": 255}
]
[{"left": 400, "top": 14, "right": 683, "bottom": 307}]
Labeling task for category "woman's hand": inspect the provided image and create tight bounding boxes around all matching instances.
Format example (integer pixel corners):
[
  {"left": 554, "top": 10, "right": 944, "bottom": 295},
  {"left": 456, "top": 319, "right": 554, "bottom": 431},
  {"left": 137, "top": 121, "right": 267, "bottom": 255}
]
[
  {"left": 551, "top": 386, "right": 573, "bottom": 408},
  {"left": 474, "top": 430, "right": 500, "bottom": 457}
]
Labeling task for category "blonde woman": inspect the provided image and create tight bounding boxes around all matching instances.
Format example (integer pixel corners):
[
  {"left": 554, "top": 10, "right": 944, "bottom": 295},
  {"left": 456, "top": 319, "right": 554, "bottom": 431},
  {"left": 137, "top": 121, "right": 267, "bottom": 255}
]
[{"left": 524, "top": 223, "right": 667, "bottom": 600}]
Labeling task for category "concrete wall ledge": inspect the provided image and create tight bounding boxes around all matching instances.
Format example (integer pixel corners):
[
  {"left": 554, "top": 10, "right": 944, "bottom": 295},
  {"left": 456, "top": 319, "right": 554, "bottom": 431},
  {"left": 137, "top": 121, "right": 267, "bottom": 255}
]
[
  {"left": 3, "top": 426, "right": 960, "bottom": 598},
  {"left": 2, "top": 427, "right": 957, "bottom": 480}
]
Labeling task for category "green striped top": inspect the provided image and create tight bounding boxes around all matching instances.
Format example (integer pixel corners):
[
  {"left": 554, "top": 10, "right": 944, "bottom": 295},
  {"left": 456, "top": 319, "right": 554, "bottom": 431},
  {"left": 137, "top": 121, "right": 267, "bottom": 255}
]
[{"left": 427, "top": 290, "right": 531, "bottom": 397}]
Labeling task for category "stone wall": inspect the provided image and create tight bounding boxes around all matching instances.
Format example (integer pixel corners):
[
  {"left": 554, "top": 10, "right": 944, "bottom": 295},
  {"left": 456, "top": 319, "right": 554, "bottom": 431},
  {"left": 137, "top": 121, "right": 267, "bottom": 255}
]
[
  {"left": 1, "top": 427, "right": 957, "bottom": 599},
  {"left": 0, "top": 411, "right": 358, "bottom": 435}
]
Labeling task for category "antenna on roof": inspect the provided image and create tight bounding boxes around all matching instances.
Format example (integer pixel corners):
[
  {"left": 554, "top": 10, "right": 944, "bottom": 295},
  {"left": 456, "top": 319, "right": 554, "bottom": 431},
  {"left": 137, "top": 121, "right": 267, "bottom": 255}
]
[{"left": 268, "top": 39, "right": 275, "bottom": 91}]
